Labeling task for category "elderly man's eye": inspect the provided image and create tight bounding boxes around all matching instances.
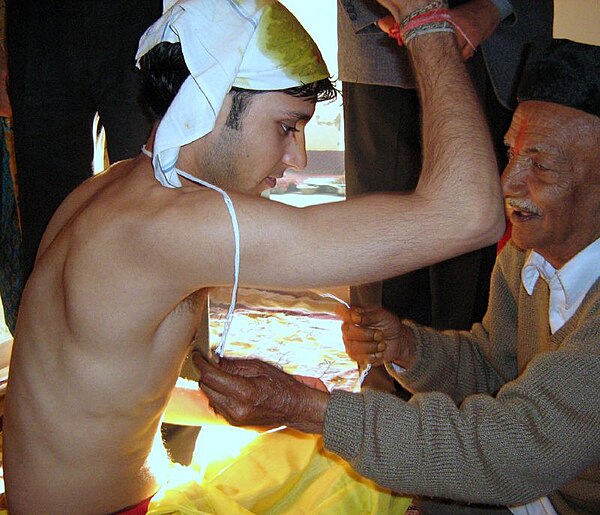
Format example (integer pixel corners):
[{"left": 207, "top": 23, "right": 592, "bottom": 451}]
[{"left": 533, "top": 161, "right": 549, "bottom": 171}]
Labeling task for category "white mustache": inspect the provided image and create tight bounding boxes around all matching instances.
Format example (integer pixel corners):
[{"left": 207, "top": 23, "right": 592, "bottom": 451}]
[{"left": 505, "top": 198, "right": 542, "bottom": 216}]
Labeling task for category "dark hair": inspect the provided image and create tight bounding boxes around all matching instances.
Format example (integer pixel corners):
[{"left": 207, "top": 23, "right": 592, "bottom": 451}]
[
  {"left": 139, "top": 42, "right": 191, "bottom": 120},
  {"left": 139, "top": 41, "right": 338, "bottom": 126},
  {"left": 226, "top": 78, "right": 337, "bottom": 129}
]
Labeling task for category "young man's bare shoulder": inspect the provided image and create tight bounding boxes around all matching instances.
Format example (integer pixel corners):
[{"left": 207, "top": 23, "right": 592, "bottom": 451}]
[{"left": 37, "top": 161, "right": 137, "bottom": 254}]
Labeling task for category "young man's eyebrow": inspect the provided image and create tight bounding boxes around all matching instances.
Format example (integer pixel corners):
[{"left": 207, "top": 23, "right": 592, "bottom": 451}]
[{"left": 282, "top": 110, "right": 312, "bottom": 121}]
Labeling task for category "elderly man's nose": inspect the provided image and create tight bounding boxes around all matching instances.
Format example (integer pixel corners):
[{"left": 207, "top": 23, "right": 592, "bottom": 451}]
[{"left": 501, "top": 159, "right": 527, "bottom": 196}]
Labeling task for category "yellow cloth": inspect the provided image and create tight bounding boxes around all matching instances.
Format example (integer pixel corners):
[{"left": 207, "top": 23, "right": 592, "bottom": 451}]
[
  {"left": 0, "top": 427, "right": 411, "bottom": 514},
  {"left": 148, "top": 427, "right": 412, "bottom": 514}
]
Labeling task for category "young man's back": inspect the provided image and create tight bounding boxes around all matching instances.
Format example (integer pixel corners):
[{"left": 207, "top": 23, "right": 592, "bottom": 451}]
[{"left": 4, "top": 155, "right": 215, "bottom": 512}]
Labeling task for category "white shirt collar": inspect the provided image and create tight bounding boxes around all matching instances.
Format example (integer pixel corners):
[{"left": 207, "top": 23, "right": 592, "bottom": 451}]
[{"left": 521, "top": 237, "right": 600, "bottom": 333}]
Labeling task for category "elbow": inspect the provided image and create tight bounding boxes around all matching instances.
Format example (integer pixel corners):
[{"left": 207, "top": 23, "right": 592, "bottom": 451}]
[
  {"left": 481, "top": 208, "right": 506, "bottom": 247},
  {"left": 462, "top": 200, "right": 506, "bottom": 249}
]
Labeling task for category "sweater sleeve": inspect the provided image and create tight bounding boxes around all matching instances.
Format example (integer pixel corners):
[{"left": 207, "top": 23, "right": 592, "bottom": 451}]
[
  {"left": 389, "top": 248, "right": 521, "bottom": 403},
  {"left": 323, "top": 286, "right": 600, "bottom": 506}
]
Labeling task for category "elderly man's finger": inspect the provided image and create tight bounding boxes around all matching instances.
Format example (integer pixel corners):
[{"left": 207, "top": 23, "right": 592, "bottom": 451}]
[
  {"left": 333, "top": 303, "right": 351, "bottom": 320},
  {"left": 220, "top": 356, "right": 273, "bottom": 374},
  {"left": 191, "top": 350, "right": 207, "bottom": 367},
  {"left": 195, "top": 352, "right": 266, "bottom": 380},
  {"left": 198, "top": 382, "right": 227, "bottom": 413},
  {"left": 194, "top": 356, "right": 248, "bottom": 396},
  {"left": 344, "top": 338, "right": 386, "bottom": 364},
  {"left": 349, "top": 308, "right": 365, "bottom": 325},
  {"left": 345, "top": 338, "right": 386, "bottom": 354},
  {"left": 348, "top": 304, "right": 385, "bottom": 326},
  {"left": 343, "top": 323, "right": 383, "bottom": 342},
  {"left": 192, "top": 350, "right": 222, "bottom": 379}
]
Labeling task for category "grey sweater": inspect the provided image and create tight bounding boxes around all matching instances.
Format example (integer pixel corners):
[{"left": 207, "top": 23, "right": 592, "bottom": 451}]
[{"left": 323, "top": 243, "right": 600, "bottom": 513}]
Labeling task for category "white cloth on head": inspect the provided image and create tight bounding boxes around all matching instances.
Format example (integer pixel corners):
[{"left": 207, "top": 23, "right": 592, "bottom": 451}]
[{"left": 136, "top": 0, "right": 329, "bottom": 188}]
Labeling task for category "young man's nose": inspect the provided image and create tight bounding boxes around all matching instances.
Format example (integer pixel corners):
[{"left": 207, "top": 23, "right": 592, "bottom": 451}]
[{"left": 283, "top": 133, "right": 308, "bottom": 171}]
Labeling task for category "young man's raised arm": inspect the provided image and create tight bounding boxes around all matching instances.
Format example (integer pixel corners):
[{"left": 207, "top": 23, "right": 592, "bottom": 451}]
[{"left": 155, "top": 0, "right": 505, "bottom": 295}]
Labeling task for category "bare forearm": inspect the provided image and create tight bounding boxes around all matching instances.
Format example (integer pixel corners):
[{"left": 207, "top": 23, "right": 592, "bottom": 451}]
[{"left": 408, "top": 23, "right": 504, "bottom": 244}]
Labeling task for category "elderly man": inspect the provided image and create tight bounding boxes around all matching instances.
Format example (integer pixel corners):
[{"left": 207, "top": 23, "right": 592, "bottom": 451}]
[
  {"left": 194, "top": 39, "right": 600, "bottom": 514},
  {"left": 2, "top": 0, "right": 504, "bottom": 512}
]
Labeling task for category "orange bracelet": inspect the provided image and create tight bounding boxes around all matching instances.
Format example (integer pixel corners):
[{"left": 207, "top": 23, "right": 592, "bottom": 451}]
[{"left": 388, "top": 10, "right": 454, "bottom": 47}]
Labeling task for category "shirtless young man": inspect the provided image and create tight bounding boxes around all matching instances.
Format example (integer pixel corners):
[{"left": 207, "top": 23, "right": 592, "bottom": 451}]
[{"left": 3, "top": 0, "right": 504, "bottom": 513}]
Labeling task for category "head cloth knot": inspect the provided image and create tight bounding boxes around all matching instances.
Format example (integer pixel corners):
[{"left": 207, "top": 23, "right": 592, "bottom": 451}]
[{"left": 136, "top": 0, "right": 329, "bottom": 187}]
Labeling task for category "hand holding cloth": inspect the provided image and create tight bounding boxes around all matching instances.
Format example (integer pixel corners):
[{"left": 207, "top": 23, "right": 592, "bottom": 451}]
[{"left": 192, "top": 352, "right": 330, "bottom": 434}]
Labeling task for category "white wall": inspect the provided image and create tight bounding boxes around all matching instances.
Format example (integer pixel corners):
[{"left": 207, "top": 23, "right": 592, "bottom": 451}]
[{"left": 554, "top": 0, "right": 600, "bottom": 44}]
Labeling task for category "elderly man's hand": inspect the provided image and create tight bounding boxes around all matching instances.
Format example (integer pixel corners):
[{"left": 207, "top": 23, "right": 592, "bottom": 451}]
[
  {"left": 192, "top": 353, "right": 330, "bottom": 434},
  {"left": 340, "top": 305, "right": 417, "bottom": 370}
]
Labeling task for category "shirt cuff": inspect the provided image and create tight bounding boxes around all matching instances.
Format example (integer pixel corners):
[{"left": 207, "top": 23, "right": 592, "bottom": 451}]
[{"left": 489, "top": 0, "right": 513, "bottom": 21}]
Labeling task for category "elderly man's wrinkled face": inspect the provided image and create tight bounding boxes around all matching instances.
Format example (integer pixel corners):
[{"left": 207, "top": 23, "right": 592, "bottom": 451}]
[{"left": 502, "top": 101, "right": 600, "bottom": 268}]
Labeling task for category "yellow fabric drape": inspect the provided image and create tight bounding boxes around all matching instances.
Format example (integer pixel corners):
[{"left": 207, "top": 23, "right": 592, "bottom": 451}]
[{"left": 148, "top": 427, "right": 412, "bottom": 515}]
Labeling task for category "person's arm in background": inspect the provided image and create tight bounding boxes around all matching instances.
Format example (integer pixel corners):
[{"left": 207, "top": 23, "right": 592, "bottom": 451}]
[
  {"left": 377, "top": 0, "right": 511, "bottom": 60},
  {"left": 338, "top": 0, "right": 390, "bottom": 34}
]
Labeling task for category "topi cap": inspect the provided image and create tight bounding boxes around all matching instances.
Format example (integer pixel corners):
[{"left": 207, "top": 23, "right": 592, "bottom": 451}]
[{"left": 517, "top": 39, "right": 600, "bottom": 118}]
